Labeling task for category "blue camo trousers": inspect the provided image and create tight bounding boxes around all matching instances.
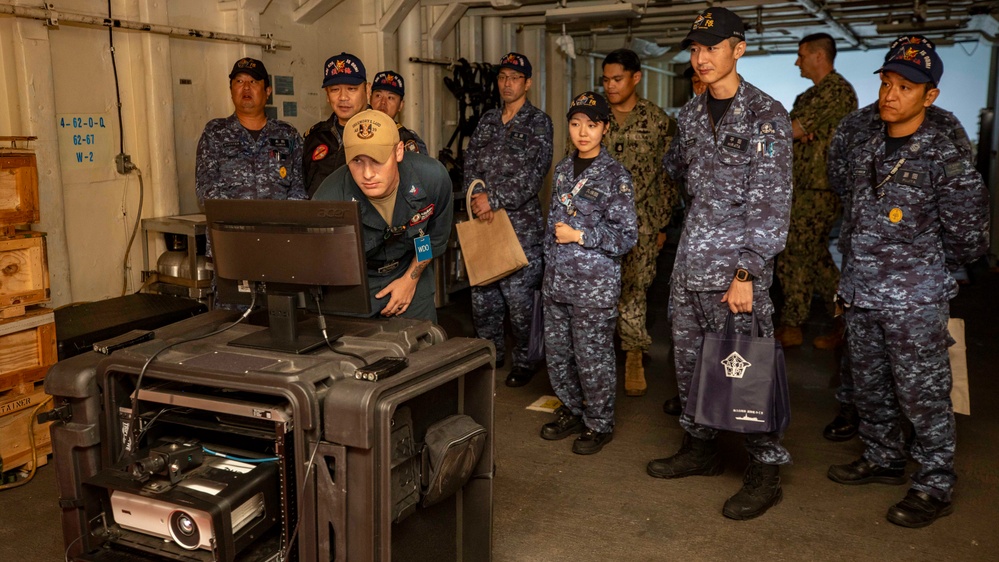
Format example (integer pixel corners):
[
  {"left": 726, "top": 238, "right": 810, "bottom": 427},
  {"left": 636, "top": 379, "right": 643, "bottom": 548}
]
[
  {"left": 544, "top": 297, "right": 618, "bottom": 433},
  {"left": 471, "top": 245, "right": 543, "bottom": 369},
  {"left": 845, "top": 303, "right": 956, "bottom": 501},
  {"left": 669, "top": 283, "right": 791, "bottom": 465}
]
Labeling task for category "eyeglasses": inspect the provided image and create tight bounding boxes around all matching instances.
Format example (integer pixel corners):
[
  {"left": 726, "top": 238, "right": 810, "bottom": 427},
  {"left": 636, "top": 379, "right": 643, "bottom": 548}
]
[{"left": 497, "top": 74, "right": 526, "bottom": 83}]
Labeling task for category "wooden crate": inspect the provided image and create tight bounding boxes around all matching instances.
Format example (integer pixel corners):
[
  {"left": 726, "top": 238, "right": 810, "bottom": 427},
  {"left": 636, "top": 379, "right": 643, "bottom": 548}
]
[
  {"left": 0, "top": 231, "right": 50, "bottom": 317},
  {"left": 0, "top": 150, "right": 39, "bottom": 228},
  {"left": 0, "top": 383, "right": 52, "bottom": 473},
  {"left": 0, "top": 308, "right": 57, "bottom": 395}
]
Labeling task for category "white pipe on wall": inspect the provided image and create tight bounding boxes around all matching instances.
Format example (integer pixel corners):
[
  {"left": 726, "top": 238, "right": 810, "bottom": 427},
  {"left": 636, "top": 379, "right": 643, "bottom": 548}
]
[
  {"left": 138, "top": 0, "right": 179, "bottom": 220},
  {"left": 482, "top": 16, "right": 503, "bottom": 64},
  {"left": 9, "top": 19, "right": 74, "bottom": 305},
  {"left": 398, "top": 5, "right": 424, "bottom": 150}
]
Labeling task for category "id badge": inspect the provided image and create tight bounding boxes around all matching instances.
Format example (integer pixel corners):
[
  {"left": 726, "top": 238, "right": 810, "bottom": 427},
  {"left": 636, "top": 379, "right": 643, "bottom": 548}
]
[{"left": 414, "top": 233, "right": 432, "bottom": 263}]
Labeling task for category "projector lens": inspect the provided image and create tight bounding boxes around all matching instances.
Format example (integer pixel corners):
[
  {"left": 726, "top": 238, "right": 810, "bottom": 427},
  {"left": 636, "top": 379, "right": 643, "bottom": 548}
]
[
  {"left": 169, "top": 511, "right": 201, "bottom": 550},
  {"left": 177, "top": 515, "right": 194, "bottom": 535}
]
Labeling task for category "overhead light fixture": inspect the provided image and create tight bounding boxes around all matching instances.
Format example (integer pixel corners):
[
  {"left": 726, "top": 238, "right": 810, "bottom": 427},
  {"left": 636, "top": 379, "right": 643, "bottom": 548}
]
[
  {"left": 545, "top": 2, "right": 643, "bottom": 24},
  {"left": 875, "top": 19, "right": 964, "bottom": 34}
]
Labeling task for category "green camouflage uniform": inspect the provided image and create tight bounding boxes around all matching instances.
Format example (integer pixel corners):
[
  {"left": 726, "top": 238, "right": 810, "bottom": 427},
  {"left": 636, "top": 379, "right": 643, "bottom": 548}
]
[
  {"left": 777, "top": 71, "right": 857, "bottom": 327},
  {"left": 604, "top": 98, "right": 678, "bottom": 351}
]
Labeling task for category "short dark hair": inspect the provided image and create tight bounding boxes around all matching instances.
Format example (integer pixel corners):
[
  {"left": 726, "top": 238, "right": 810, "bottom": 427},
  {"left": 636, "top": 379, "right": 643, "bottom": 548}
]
[
  {"left": 603, "top": 49, "right": 642, "bottom": 73},
  {"left": 799, "top": 33, "right": 837, "bottom": 62}
]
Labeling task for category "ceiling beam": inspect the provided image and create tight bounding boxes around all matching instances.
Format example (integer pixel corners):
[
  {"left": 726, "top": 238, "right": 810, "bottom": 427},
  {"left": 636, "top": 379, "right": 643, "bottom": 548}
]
[
  {"left": 292, "top": 0, "right": 345, "bottom": 24},
  {"left": 795, "top": 0, "right": 866, "bottom": 49}
]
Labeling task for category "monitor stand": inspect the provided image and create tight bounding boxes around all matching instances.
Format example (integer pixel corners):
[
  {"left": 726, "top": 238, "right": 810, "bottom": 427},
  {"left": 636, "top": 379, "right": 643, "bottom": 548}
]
[{"left": 228, "top": 293, "right": 339, "bottom": 354}]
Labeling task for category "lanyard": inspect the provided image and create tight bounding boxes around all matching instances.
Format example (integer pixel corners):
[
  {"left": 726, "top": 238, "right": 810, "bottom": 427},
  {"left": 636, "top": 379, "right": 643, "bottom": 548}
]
[
  {"left": 873, "top": 158, "right": 906, "bottom": 199},
  {"left": 559, "top": 178, "right": 588, "bottom": 215}
]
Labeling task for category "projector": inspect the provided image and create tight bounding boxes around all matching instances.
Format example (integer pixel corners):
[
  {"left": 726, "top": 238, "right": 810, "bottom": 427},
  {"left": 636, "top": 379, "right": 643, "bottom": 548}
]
[{"left": 87, "top": 440, "right": 281, "bottom": 561}]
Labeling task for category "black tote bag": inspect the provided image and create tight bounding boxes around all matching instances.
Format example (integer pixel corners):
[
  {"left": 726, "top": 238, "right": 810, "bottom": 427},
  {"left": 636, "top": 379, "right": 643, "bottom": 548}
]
[
  {"left": 526, "top": 289, "right": 545, "bottom": 365},
  {"left": 684, "top": 312, "right": 790, "bottom": 434}
]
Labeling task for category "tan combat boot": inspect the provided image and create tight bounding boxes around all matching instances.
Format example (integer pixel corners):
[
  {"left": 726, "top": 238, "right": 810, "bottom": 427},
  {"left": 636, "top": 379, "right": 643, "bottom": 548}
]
[
  {"left": 774, "top": 326, "right": 803, "bottom": 348},
  {"left": 624, "top": 350, "right": 647, "bottom": 396},
  {"left": 813, "top": 317, "right": 846, "bottom": 350}
]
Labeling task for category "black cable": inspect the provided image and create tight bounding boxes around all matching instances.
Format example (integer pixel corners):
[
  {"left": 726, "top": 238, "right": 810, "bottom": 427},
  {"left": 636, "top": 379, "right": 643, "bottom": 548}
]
[
  {"left": 64, "top": 533, "right": 85, "bottom": 562},
  {"left": 124, "top": 406, "right": 184, "bottom": 462},
  {"left": 125, "top": 291, "right": 257, "bottom": 458},
  {"left": 108, "top": 0, "right": 125, "bottom": 155},
  {"left": 312, "top": 291, "right": 367, "bottom": 365}
]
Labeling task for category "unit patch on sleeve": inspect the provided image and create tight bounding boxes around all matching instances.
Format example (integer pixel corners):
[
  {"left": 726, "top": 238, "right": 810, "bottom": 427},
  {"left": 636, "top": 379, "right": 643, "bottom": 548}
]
[
  {"left": 312, "top": 144, "right": 329, "bottom": 161},
  {"left": 944, "top": 160, "right": 967, "bottom": 178}
]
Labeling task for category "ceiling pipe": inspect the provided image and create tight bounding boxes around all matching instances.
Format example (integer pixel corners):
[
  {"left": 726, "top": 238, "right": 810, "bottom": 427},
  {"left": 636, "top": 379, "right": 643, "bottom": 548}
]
[
  {"left": 0, "top": 2, "right": 291, "bottom": 50},
  {"left": 795, "top": 0, "right": 866, "bottom": 50}
]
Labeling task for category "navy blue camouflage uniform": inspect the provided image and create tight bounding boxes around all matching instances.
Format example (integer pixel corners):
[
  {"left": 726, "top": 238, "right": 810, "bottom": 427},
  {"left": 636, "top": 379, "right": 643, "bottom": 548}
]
[
  {"left": 464, "top": 99, "right": 554, "bottom": 369},
  {"left": 834, "top": 118, "right": 989, "bottom": 502},
  {"left": 544, "top": 148, "right": 637, "bottom": 433},
  {"left": 195, "top": 114, "right": 307, "bottom": 205},
  {"left": 663, "top": 80, "right": 793, "bottom": 465},
  {"left": 827, "top": 103, "right": 972, "bottom": 406},
  {"left": 312, "top": 152, "right": 454, "bottom": 323}
]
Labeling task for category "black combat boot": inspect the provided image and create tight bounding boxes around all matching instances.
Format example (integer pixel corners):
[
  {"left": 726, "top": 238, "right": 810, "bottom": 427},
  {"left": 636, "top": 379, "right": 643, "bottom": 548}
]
[
  {"left": 646, "top": 434, "right": 724, "bottom": 479},
  {"left": 823, "top": 402, "right": 859, "bottom": 441},
  {"left": 722, "top": 461, "right": 783, "bottom": 520}
]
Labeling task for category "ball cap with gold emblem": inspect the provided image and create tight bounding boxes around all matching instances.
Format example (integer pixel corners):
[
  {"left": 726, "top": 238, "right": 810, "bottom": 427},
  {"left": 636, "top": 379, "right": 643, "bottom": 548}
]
[
  {"left": 875, "top": 36, "right": 944, "bottom": 85},
  {"left": 228, "top": 57, "right": 270, "bottom": 87},
  {"left": 566, "top": 91, "right": 610, "bottom": 123},
  {"left": 344, "top": 109, "right": 401, "bottom": 163},
  {"left": 680, "top": 7, "right": 746, "bottom": 49}
]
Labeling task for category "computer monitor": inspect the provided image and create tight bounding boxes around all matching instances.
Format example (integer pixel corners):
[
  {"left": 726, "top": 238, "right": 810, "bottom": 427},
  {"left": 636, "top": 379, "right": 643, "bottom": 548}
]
[{"left": 204, "top": 199, "right": 371, "bottom": 354}]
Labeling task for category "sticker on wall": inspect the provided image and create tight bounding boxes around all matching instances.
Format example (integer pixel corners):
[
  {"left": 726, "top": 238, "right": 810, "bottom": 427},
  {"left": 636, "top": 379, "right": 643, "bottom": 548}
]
[
  {"left": 56, "top": 113, "right": 112, "bottom": 170},
  {"left": 283, "top": 101, "right": 298, "bottom": 117}
]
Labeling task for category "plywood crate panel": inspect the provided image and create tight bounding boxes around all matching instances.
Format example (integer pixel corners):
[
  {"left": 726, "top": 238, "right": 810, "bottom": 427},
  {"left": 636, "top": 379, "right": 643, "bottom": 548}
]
[
  {"left": 0, "top": 231, "right": 50, "bottom": 313},
  {"left": 0, "top": 383, "right": 52, "bottom": 472},
  {"left": 0, "top": 151, "right": 39, "bottom": 227},
  {"left": 0, "top": 308, "right": 57, "bottom": 395}
]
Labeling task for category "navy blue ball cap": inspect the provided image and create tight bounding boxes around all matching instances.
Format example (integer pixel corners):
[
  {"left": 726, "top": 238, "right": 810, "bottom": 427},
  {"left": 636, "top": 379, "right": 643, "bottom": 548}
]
[
  {"left": 372, "top": 70, "right": 405, "bottom": 98},
  {"left": 229, "top": 57, "right": 269, "bottom": 87},
  {"left": 681, "top": 8, "right": 746, "bottom": 50},
  {"left": 322, "top": 52, "right": 366, "bottom": 88},
  {"left": 498, "top": 52, "right": 532, "bottom": 78},
  {"left": 567, "top": 91, "right": 610, "bottom": 123},
  {"left": 876, "top": 41, "right": 943, "bottom": 86}
]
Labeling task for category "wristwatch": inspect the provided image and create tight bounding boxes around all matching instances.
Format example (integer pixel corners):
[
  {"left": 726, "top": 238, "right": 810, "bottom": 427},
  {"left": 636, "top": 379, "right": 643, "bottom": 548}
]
[
  {"left": 577, "top": 231, "right": 586, "bottom": 246},
  {"left": 734, "top": 268, "right": 755, "bottom": 282}
]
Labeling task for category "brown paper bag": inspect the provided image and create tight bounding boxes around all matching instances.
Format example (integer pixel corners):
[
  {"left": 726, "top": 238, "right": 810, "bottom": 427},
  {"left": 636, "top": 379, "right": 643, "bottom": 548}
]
[
  {"left": 948, "top": 318, "right": 970, "bottom": 415},
  {"left": 455, "top": 180, "right": 528, "bottom": 286}
]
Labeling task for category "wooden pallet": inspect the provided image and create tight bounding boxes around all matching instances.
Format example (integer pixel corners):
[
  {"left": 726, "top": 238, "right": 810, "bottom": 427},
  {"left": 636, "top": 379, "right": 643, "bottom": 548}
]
[
  {"left": 0, "top": 308, "right": 57, "bottom": 395},
  {"left": 0, "top": 231, "right": 50, "bottom": 317},
  {"left": 0, "top": 382, "right": 52, "bottom": 473}
]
